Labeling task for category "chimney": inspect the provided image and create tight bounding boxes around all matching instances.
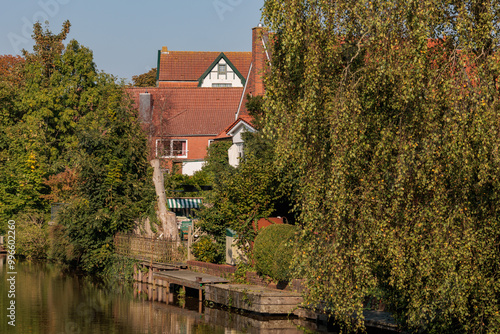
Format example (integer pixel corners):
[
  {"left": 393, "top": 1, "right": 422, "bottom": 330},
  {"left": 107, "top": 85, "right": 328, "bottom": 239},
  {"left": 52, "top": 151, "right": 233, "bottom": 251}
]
[
  {"left": 139, "top": 93, "right": 152, "bottom": 124},
  {"left": 250, "top": 24, "right": 268, "bottom": 97}
]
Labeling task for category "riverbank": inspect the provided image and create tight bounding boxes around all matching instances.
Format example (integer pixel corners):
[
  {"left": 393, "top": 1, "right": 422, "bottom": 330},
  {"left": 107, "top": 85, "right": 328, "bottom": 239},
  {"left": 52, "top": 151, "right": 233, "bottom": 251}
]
[{"left": 133, "top": 260, "right": 402, "bottom": 333}]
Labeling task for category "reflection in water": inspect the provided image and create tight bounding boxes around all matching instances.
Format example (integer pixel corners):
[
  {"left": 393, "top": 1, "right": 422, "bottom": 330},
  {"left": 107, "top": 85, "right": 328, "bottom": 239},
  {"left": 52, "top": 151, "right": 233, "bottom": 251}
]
[
  {"left": 0, "top": 256, "right": 392, "bottom": 334},
  {"left": 133, "top": 281, "right": 313, "bottom": 334},
  {"left": 0, "top": 256, "right": 232, "bottom": 334}
]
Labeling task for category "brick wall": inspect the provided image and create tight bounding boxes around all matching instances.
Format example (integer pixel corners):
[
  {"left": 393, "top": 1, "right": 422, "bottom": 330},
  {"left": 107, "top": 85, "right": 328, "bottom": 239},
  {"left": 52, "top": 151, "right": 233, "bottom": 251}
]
[
  {"left": 187, "top": 260, "right": 307, "bottom": 293},
  {"left": 250, "top": 26, "right": 268, "bottom": 97}
]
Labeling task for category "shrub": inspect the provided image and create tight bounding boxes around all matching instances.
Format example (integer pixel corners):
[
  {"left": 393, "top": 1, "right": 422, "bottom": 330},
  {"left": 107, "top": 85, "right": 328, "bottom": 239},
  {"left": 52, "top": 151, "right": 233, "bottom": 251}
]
[
  {"left": 253, "top": 224, "right": 299, "bottom": 282},
  {"left": 191, "top": 236, "right": 223, "bottom": 263},
  {"left": 14, "top": 211, "right": 49, "bottom": 260},
  {"left": 48, "top": 224, "right": 77, "bottom": 264}
]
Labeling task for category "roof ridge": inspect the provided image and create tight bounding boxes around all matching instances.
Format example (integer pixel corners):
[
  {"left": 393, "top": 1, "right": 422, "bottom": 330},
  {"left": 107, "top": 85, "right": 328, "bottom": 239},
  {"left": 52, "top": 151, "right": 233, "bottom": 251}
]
[
  {"left": 163, "top": 50, "right": 251, "bottom": 54},
  {"left": 126, "top": 87, "right": 245, "bottom": 90}
]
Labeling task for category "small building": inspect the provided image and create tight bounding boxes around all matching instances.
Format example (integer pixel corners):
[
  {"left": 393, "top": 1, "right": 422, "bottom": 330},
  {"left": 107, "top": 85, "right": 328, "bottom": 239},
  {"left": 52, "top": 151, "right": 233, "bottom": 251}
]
[
  {"left": 213, "top": 115, "right": 256, "bottom": 167},
  {"left": 127, "top": 25, "right": 270, "bottom": 175}
]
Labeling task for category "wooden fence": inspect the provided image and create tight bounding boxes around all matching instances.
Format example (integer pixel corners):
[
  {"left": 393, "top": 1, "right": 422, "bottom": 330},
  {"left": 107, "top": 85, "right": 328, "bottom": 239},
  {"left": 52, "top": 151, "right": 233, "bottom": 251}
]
[{"left": 114, "top": 233, "right": 185, "bottom": 263}]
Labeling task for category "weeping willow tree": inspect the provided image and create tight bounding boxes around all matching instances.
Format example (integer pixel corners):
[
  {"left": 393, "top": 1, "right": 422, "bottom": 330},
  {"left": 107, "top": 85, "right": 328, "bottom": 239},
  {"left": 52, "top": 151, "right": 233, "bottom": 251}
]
[{"left": 262, "top": 0, "right": 500, "bottom": 332}]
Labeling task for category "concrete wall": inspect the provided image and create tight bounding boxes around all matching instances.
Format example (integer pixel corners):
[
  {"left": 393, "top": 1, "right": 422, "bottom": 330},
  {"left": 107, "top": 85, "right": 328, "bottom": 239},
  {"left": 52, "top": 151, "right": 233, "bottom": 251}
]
[{"left": 182, "top": 160, "right": 205, "bottom": 175}]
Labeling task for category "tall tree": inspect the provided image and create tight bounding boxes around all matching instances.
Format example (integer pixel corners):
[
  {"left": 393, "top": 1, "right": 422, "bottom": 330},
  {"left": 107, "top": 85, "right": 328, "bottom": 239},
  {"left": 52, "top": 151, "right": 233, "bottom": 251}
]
[
  {"left": 0, "top": 55, "right": 26, "bottom": 226},
  {"left": 0, "top": 21, "right": 153, "bottom": 273},
  {"left": 132, "top": 68, "right": 157, "bottom": 87},
  {"left": 263, "top": 0, "right": 500, "bottom": 332}
]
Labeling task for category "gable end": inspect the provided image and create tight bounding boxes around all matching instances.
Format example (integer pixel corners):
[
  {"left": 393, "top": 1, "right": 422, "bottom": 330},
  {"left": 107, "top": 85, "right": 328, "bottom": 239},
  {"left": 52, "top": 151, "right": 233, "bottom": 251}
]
[{"left": 198, "top": 52, "right": 247, "bottom": 87}]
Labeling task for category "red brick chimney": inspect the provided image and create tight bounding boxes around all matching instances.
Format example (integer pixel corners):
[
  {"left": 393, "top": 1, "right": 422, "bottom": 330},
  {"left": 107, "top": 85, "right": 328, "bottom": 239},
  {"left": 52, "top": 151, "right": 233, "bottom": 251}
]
[{"left": 250, "top": 24, "right": 269, "bottom": 97}]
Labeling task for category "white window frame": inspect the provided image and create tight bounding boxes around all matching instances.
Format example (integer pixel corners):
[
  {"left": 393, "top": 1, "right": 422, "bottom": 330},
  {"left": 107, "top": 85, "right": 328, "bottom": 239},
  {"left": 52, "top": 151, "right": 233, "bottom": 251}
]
[
  {"left": 156, "top": 139, "right": 188, "bottom": 158},
  {"left": 218, "top": 64, "right": 227, "bottom": 75},
  {"left": 212, "top": 83, "right": 232, "bottom": 88}
]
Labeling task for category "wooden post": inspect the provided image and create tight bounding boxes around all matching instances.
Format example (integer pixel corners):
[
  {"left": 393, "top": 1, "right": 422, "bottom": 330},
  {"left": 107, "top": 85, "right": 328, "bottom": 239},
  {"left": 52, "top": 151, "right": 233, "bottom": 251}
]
[
  {"left": 187, "top": 226, "right": 193, "bottom": 261},
  {"left": 196, "top": 277, "right": 203, "bottom": 302},
  {"left": 182, "top": 286, "right": 186, "bottom": 309},
  {"left": 167, "top": 283, "right": 173, "bottom": 304},
  {"left": 150, "top": 236, "right": 154, "bottom": 267}
]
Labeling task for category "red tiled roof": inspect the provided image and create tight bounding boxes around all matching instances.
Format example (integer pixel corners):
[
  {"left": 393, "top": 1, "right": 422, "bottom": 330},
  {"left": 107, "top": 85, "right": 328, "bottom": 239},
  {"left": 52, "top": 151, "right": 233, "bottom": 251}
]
[
  {"left": 158, "top": 81, "right": 198, "bottom": 87},
  {"left": 214, "top": 115, "right": 255, "bottom": 140},
  {"left": 158, "top": 51, "right": 252, "bottom": 82},
  {"left": 127, "top": 87, "right": 243, "bottom": 136}
]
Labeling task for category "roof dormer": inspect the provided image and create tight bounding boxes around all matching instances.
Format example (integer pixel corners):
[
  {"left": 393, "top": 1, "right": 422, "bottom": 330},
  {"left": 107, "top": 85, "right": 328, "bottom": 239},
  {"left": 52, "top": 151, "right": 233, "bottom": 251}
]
[{"left": 198, "top": 53, "right": 246, "bottom": 88}]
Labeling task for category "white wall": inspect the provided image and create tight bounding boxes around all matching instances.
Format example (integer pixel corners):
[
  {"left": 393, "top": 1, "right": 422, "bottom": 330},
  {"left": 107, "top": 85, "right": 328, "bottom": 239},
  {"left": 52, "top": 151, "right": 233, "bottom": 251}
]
[
  {"left": 227, "top": 122, "right": 257, "bottom": 167},
  {"left": 200, "top": 58, "right": 244, "bottom": 88},
  {"left": 182, "top": 160, "right": 205, "bottom": 175},
  {"left": 228, "top": 144, "right": 240, "bottom": 168}
]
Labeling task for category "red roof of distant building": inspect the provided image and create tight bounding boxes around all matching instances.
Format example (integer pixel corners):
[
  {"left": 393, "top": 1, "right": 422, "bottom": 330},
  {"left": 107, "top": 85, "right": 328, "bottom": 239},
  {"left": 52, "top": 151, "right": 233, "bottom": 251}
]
[
  {"left": 158, "top": 81, "right": 198, "bottom": 87},
  {"left": 158, "top": 50, "right": 252, "bottom": 82},
  {"left": 127, "top": 87, "right": 243, "bottom": 135}
]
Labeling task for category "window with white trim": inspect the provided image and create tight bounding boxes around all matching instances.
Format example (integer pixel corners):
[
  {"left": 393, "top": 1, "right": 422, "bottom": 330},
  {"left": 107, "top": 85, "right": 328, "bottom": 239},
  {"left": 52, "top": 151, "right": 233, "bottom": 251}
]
[
  {"left": 218, "top": 64, "right": 227, "bottom": 75},
  {"left": 212, "top": 83, "right": 232, "bottom": 87},
  {"left": 156, "top": 139, "right": 187, "bottom": 158}
]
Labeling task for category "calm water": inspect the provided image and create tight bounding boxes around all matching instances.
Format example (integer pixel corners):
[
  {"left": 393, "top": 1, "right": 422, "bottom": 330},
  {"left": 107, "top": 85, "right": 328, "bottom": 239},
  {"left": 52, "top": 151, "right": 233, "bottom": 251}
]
[
  {"left": 0, "top": 256, "right": 234, "bottom": 334},
  {"left": 0, "top": 256, "right": 394, "bottom": 334},
  {"left": 0, "top": 256, "right": 328, "bottom": 334}
]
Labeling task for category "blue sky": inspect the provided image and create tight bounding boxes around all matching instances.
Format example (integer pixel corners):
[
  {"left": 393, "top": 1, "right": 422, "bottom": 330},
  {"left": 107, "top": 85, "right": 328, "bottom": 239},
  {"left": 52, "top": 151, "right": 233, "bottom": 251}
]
[{"left": 1, "top": 0, "right": 265, "bottom": 82}]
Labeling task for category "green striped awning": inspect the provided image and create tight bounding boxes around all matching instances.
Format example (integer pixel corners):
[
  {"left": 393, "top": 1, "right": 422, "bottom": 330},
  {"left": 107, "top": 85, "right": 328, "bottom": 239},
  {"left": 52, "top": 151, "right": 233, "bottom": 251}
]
[{"left": 167, "top": 198, "right": 202, "bottom": 209}]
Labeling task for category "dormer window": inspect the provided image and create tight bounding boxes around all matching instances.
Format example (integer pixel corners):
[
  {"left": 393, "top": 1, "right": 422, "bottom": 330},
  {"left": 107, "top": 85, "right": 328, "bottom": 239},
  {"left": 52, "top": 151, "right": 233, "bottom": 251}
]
[{"left": 218, "top": 64, "right": 227, "bottom": 75}]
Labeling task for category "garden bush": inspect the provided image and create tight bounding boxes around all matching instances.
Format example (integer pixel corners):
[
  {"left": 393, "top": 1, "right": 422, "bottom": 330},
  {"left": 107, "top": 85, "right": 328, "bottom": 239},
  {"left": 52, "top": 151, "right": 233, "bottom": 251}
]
[
  {"left": 15, "top": 211, "right": 49, "bottom": 260},
  {"left": 253, "top": 224, "right": 299, "bottom": 282},
  {"left": 191, "top": 236, "right": 223, "bottom": 263}
]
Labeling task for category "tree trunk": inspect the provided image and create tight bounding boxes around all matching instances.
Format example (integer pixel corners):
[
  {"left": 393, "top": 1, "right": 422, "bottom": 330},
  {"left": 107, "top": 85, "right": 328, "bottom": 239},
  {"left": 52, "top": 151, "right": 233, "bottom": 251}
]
[{"left": 151, "top": 159, "right": 179, "bottom": 243}]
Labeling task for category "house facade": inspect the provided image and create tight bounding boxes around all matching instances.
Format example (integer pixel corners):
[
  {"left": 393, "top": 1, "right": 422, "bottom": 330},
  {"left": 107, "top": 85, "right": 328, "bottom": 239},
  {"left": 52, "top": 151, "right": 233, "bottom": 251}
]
[
  {"left": 213, "top": 115, "right": 257, "bottom": 167},
  {"left": 127, "top": 25, "right": 269, "bottom": 175}
]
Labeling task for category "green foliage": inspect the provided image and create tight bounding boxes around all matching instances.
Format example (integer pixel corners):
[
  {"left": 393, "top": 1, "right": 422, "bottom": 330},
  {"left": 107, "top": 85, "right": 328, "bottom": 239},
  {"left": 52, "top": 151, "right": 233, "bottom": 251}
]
[
  {"left": 195, "top": 140, "right": 234, "bottom": 250},
  {"left": 245, "top": 94, "right": 265, "bottom": 129},
  {"left": 48, "top": 224, "right": 76, "bottom": 265},
  {"left": 102, "top": 255, "right": 138, "bottom": 283},
  {"left": 197, "top": 121, "right": 293, "bottom": 260},
  {"left": 263, "top": 0, "right": 500, "bottom": 332},
  {"left": 191, "top": 236, "right": 223, "bottom": 264},
  {"left": 253, "top": 224, "right": 298, "bottom": 282},
  {"left": 202, "top": 140, "right": 234, "bottom": 186},
  {"left": 131, "top": 68, "right": 157, "bottom": 87},
  {"left": 197, "top": 149, "right": 280, "bottom": 254},
  {"left": 14, "top": 211, "right": 49, "bottom": 260},
  {"left": 57, "top": 84, "right": 153, "bottom": 273},
  {"left": 0, "top": 21, "right": 154, "bottom": 276},
  {"left": 163, "top": 169, "right": 211, "bottom": 197},
  {"left": 231, "top": 261, "right": 254, "bottom": 284}
]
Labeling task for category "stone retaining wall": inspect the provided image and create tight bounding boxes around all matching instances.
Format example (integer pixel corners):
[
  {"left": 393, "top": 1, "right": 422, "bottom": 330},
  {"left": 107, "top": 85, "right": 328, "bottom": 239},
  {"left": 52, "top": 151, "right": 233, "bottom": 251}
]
[{"left": 245, "top": 271, "right": 306, "bottom": 293}]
